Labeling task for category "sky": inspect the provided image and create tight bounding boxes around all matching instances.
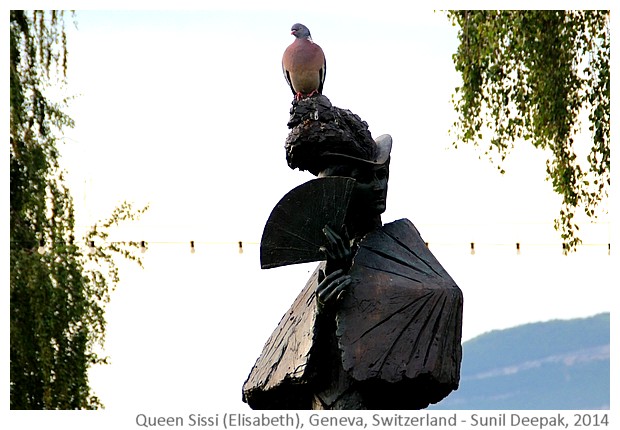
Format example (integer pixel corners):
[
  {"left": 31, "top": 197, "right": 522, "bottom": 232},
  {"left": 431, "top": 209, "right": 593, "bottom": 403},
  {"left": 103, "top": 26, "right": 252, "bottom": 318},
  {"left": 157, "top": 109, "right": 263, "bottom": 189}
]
[{"left": 4, "top": 3, "right": 618, "bottom": 428}]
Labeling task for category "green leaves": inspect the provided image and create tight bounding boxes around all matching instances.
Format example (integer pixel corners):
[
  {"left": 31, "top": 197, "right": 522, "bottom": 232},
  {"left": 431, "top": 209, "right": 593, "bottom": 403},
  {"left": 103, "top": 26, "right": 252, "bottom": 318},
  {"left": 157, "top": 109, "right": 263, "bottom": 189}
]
[
  {"left": 10, "top": 11, "right": 147, "bottom": 409},
  {"left": 446, "top": 10, "right": 610, "bottom": 252}
]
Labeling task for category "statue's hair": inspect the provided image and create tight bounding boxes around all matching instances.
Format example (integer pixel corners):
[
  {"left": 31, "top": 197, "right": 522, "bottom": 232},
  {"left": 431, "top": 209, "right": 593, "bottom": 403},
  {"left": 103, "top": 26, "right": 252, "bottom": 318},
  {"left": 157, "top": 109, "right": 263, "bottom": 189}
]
[{"left": 285, "top": 95, "right": 378, "bottom": 176}]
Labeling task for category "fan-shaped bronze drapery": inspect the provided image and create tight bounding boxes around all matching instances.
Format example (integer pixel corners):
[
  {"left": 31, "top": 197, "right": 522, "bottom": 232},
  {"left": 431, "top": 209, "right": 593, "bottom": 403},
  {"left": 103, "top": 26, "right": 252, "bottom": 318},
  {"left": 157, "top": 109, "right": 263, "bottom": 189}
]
[{"left": 334, "top": 219, "right": 463, "bottom": 407}]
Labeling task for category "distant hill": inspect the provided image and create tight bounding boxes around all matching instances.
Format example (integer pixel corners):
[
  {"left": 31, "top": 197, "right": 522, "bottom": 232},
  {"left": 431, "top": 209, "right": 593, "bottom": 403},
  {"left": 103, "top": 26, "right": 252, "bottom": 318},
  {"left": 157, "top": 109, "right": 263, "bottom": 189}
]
[{"left": 430, "top": 313, "right": 610, "bottom": 410}]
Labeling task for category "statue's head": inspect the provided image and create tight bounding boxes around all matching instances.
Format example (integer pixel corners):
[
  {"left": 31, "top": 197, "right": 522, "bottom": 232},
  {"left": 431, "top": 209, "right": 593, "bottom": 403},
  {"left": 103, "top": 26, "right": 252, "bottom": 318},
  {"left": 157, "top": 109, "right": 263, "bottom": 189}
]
[
  {"left": 284, "top": 95, "right": 392, "bottom": 222},
  {"left": 318, "top": 134, "right": 392, "bottom": 217}
]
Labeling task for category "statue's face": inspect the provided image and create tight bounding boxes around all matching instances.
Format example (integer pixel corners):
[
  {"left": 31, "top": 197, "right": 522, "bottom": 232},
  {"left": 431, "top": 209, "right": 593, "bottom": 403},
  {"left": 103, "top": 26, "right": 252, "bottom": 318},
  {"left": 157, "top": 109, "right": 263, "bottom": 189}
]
[
  {"left": 319, "top": 160, "right": 389, "bottom": 216},
  {"left": 350, "top": 162, "right": 389, "bottom": 216}
]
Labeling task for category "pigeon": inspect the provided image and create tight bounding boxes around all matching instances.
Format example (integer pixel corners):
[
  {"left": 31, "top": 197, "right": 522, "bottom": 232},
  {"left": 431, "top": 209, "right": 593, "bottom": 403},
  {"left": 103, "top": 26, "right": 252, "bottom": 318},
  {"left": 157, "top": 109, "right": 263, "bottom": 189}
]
[{"left": 282, "top": 23, "right": 326, "bottom": 100}]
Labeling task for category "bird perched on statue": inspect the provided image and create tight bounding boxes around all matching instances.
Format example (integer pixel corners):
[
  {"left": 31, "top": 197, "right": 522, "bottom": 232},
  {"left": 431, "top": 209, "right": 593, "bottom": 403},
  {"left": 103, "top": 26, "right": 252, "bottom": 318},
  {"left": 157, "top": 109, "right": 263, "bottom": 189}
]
[{"left": 282, "top": 23, "right": 326, "bottom": 100}]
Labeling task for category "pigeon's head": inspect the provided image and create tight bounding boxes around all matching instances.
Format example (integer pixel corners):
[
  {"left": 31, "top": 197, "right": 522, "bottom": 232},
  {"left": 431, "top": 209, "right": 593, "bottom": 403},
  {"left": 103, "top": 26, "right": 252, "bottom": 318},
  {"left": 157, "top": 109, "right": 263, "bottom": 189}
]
[{"left": 291, "top": 23, "right": 311, "bottom": 39}]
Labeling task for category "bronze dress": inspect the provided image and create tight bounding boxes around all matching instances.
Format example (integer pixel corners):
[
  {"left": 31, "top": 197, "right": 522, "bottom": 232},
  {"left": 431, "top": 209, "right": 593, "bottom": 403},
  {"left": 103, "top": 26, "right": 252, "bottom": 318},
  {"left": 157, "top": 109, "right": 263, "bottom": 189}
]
[{"left": 242, "top": 218, "right": 463, "bottom": 409}]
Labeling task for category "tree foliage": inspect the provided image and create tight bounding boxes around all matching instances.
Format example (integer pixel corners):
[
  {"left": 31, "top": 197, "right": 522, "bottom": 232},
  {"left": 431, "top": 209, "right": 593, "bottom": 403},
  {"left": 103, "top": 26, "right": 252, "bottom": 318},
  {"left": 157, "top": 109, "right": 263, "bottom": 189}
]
[
  {"left": 446, "top": 10, "right": 610, "bottom": 251},
  {"left": 10, "top": 10, "right": 147, "bottom": 409}
]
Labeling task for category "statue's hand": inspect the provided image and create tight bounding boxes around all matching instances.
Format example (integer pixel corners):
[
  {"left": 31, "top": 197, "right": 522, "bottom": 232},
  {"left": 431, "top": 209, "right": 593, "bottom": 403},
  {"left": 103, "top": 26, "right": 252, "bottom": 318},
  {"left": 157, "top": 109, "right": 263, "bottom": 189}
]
[
  {"left": 316, "top": 268, "right": 351, "bottom": 310},
  {"left": 319, "top": 224, "right": 353, "bottom": 275}
]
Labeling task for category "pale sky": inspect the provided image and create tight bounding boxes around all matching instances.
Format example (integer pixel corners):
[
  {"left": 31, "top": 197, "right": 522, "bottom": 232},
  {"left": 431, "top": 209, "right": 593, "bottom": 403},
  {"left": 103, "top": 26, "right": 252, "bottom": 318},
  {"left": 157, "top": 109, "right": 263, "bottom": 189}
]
[{"left": 4, "top": 3, "right": 617, "bottom": 427}]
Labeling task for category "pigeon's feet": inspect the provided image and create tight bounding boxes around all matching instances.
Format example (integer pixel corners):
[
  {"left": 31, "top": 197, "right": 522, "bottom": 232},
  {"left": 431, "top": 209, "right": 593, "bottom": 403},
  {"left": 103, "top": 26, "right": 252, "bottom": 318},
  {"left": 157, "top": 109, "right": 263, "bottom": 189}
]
[{"left": 295, "top": 90, "right": 320, "bottom": 101}]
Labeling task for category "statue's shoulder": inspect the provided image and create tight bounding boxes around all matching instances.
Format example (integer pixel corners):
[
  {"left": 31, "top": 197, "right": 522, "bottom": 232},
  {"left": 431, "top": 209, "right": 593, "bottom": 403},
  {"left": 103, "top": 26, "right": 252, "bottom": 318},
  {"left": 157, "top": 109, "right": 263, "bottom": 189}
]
[
  {"left": 363, "top": 218, "right": 424, "bottom": 250},
  {"left": 383, "top": 218, "right": 415, "bottom": 230}
]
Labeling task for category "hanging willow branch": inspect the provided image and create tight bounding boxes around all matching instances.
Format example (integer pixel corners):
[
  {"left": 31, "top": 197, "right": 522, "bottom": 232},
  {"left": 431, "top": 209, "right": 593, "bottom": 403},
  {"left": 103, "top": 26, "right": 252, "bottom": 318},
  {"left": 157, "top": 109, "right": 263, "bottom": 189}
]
[
  {"left": 446, "top": 10, "right": 610, "bottom": 252},
  {"left": 10, "top": 10, "right": 148, "bottom": 409}
]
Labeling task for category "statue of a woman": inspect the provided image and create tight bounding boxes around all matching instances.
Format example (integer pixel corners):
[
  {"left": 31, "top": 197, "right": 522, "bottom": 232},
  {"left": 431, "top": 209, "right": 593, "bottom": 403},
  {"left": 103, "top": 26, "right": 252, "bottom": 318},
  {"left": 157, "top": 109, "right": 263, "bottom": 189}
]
[{"left": 242, "top": 96, "right": 463, "bottom": 410}]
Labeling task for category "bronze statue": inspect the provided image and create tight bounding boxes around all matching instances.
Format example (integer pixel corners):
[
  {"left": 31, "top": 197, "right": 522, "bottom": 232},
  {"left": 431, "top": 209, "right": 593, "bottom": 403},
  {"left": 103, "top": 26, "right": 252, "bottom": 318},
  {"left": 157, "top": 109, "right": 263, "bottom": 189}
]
[{"left": 242, "top": 95, "right": 463, "bottom": 410}]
